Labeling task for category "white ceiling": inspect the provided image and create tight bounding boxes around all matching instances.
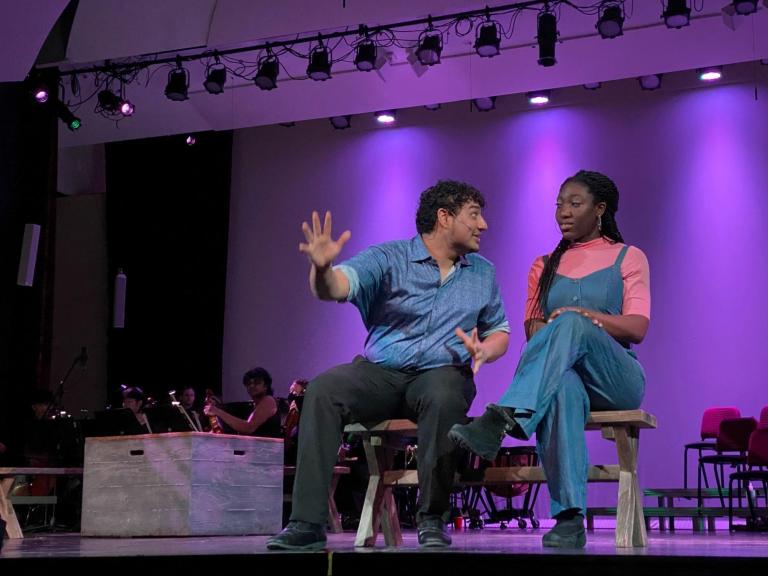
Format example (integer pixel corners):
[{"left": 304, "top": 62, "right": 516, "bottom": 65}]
[{"left": 3, "top": 1, "right": 767, "bottom": 147}]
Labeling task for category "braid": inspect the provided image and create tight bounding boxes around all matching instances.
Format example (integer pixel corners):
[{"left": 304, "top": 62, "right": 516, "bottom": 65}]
[
  {"left": 532, "top": 170, "right": 624, "bottom": 318},
  {"left": 530, "top": 238, "right": 570, "bottom": 319}
]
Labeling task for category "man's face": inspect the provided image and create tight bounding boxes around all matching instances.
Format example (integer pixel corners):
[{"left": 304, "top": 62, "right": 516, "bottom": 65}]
[
  {"left": 447, "top": 201, "right": 487, "bottom": 254},
  {"left": 181, "top": 388, "right": 195, "bottom": 408}
]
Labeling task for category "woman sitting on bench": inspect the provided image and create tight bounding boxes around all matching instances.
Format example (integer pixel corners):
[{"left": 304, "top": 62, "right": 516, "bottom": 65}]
[{"left": 450, "top": 170, "right": 651, "bottom": 549}]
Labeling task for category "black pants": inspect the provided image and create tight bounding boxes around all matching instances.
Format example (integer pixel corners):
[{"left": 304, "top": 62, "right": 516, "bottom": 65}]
[{"left": 290, "top": 356, "right": 476, "bottom": 526}]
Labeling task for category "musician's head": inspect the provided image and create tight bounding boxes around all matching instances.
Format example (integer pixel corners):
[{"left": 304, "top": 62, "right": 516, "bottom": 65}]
[
  {"left": 180, "top": 386, "right": 196, "bottom": 409},
  {"left": 122, "top": 386, "right": 145, "bottom": 414},
  {"left": 242, "top": 367, "right": 273, "bottom": 399},
  {"left": 288, "top": 379, "right": 309, "bottom": 399}
]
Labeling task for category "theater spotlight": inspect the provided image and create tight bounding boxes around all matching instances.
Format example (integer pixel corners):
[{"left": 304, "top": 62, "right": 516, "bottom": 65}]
[
  {"left": 475, "top": 20, "right": 501, "bottom": 57},
  {"left": 375, "top": 110, "right": 396, "bottom": 124},
  {"left": 597, "top": 3, "right": 624, "bottom": 39},
  {"left": 473, "top": 96, "right": 496, "bottom": 112},
  {"left": 417, "top": 26, "right": 443, "bottom": 66},
  {"left": 98, "top": 88, "right": 135, "bottom": 117},
  {"left": 698, "top": 66, "right": 723, "bottom": 81},
  {"left": 254, "top": 52, "right": 279, "bottom": 90},
  {"left": 638, "top": 74, "right": 663, "bottom": 91},
  {"left": 527, "top": 90, "right": 550, "bottom": 105},
  {"left": 165, "top": 62, "right": 189, "bottom": 101},
  {"left": 537, "top": 9, "right": 558, "bottom": 67},
  {"left": 32, "top": 81, "right": 50, "bottom": 103},
  {"left": 56, "top": 100, "right": 81, "bottom": 131},
  {"left": 307, "top": 40, "right": 332, "bottom": 81},
  {"left": 662, "top": 0, "right": 691, "bottom": 28},
  {"left": 330, "top": 115, "right": 352, "bottom": 130},
  {"left": 732, "top": 0, "right": 758, "bottom": 15},
  {"left": 203, "top": 62, "right": 227, "bottom": 95},
  {"left": 354, "top": 38, "right": 377, "bottom": 71}
]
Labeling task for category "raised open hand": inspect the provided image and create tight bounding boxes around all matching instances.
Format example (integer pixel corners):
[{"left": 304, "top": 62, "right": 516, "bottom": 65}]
[
  {"left": 299, "top": 211, "right": 351, "bottom": 269},
  {"left": 455, "top": 327, "right": 488, "bottom": 374}
]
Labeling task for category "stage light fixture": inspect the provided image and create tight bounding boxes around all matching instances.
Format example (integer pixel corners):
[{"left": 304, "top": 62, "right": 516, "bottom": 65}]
[
  {"left": 638, "top": 74, "right": 662, "bottom": 91},
  {"left": 203, "top": 62, "right": 227, "bottom": 95},
  {"left": 537, "top": 9, "right": 558, "bottom": 67},
  {"left": 732, "top": 0, "right": 758, "bottom": 15},
  {"left": 597, "top": 3, "right": 624, "bottom": 39},
  {"left": 185, "top": 135, "right": 196, "bottom": 146},
  {"left": 583, "top": 82, "right": 602, "bottom": 90},
  {"left": 527, "top": 90, "right": 550, "bottom": 105},
  {"left": 473, "top": 96, "right": 496, "bottom": 112},
  {"left": 97, "top": 90, "right": 120, "bottom": 112},
  {"left": 165, "top": 62, "right": 189, "bottom": 101},
  {"left": 330, "top": 115, "right": 351, "bottom": 130},
  {"left": 254, "top": 52, "right": 279, "bottom": 90},
  {"left": 698, "top": 66, "right": 723, "bottom": 81},
  {"left": 56, "top": 100, "right": 81, "bottom": 131},
  {"left": 475, "top": 20, "right": 501, "bottom": 57},
  {"left": 307, "top": 40, "right": 332, "bottom": 81},
  {"left": 375, "top": 110, "right": 396, "bottom": 124},
  {"left": 33, "top": 81, "right": 49, "bottom": 103},
  {"left": 662, "top": 0, "right": 691, "bottom": 28},
  {"left": 355, "top": 38, "right": 377, "bottom": 71},
  {"left": 417, "top": 26, "right": 443, "bottom": 66},
  {"left": 120, "top": 100, "right": 135, "bottom": 116}
]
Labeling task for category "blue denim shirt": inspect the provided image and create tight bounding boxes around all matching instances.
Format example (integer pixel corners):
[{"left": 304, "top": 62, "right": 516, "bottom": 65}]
[{"left": 336, "top": 235, "right": 509, "bottom": 371}]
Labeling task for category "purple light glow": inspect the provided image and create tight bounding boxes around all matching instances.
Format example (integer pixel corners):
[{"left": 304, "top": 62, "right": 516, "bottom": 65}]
[
  {"left": 34, "top": 89, "right": 49, "bottom": 103},
  {"left": 185, "top": 135, "right": 196, "bottom": 146}
]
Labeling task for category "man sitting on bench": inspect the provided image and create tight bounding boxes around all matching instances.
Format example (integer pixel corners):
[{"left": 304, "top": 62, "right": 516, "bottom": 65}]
[{"left": 266, "top": 180, "right": 510, "bottom": 551}]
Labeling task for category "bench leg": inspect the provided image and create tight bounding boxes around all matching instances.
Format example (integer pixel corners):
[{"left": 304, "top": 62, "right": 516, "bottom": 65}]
[
  {"left": 1, "top": 477, "right": 24, "bottom": 539},
  {"left": 354, "top": 436, "right": 403, "bottom": 547},
  {"left": 614, "top": 426, "right": 647, "bottom": 547},
  {"left": 327, "top": 473, "right": 343, "bottom": 534}
]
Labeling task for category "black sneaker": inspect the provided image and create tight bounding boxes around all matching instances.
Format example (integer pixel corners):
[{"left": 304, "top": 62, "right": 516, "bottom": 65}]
[
  {"left": 542, "top": 514, "right": 586, "bottom": 549},
  {"left": 417, "top": 517, "right": 451, "bottom": 548},
  {"left": 266, "top": 521, "right": 327, "bottom": 550},
  {"left": 448, "top": 404, "right": 516, "bottom": 461}
]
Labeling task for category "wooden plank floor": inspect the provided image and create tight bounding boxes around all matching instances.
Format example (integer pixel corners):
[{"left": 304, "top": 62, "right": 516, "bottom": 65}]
[{"left": 3, "top": 526, "right": 768, "bottom": 559}]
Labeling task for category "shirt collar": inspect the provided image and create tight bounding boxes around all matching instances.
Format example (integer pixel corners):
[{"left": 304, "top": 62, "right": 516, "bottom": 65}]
[{"left": 410, "top": 235, "right": 471, "bottom": 267}]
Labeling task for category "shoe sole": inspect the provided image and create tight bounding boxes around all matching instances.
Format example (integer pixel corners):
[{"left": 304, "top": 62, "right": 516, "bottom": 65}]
[
  {"left": 447, "top": 428, "right": 499, "bottom": 461},
  {"left": 266, "top": 540, "right": 327, "bottom": 551}
]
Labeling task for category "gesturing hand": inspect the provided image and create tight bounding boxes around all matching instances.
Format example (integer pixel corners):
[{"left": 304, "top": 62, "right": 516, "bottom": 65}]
[
  {"left": 299, "top": 211, "right": 351, "bottom": 270},
  {"left": 455, "top": 327, "right": 488, "bottom": 374},
  {"left": 548, "top": 306, "right": 604, "bottom": 328}
]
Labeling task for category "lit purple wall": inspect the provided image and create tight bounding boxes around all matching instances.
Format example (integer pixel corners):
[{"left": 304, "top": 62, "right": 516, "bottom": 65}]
[{"left": 224, "top": 79, "right": 768, "bottom": 511}]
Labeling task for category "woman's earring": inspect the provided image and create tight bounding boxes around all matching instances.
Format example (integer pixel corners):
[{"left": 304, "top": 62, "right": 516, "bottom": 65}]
[{"left": 597, "top": 215, "right": 602, "bottom": 232}]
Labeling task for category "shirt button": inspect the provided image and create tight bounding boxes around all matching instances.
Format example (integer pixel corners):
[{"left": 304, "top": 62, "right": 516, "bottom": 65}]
[{"left": 572, "top": 296, "right": 578, "bottom": 301}]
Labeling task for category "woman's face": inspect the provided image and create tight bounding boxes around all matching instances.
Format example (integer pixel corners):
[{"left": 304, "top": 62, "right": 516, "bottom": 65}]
[{"left": 556, "top": 182, "right": 605, "bottom": 243}]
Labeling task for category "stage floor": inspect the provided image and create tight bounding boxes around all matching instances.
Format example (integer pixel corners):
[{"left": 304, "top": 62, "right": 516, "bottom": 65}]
[{"left": 3, "top": 527, "right": 768, "bottom": 564}]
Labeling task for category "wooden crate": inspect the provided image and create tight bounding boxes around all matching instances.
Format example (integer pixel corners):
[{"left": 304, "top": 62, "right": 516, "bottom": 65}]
[{"left": 81, "top": 432, "right": 283, "bottom": 536}]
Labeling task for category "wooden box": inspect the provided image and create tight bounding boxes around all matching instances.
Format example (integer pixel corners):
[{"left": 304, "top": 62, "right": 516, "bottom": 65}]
[{"left": 81, "top": 432, "right": 283, "bottom": 536}]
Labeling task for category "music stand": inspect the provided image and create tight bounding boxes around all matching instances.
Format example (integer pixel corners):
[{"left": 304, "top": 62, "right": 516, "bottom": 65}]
[
  {"left": 89, "top": 408, "right": 147, "bottom": 437},
  {"left": 145, "top": 405, "right": 197, "bottom": 433}
]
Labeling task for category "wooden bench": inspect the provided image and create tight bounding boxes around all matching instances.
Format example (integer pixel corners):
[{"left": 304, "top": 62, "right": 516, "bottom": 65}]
[
  {"left": 344, "top": 409, "right": 656, "bottom": 548},
  {"left": 0, "top": 467, "right": 84, "bottom": 539},
  {"left": 283, "top": 465, "right": 350, "bottom": 533}
]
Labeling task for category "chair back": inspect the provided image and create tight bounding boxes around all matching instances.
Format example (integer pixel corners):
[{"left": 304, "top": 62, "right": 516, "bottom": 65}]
[
  {"left": 746, "top": 428, "right": 768, "bottom": 466},
  {"left": 758, "top": 405, "right": 768, "bottom": 430},
  {"left": 716, "top": 417, "right": 757, "bottom": 452},
  {"left": 701, "top": 407, "right": 741, "bottom": 440}
]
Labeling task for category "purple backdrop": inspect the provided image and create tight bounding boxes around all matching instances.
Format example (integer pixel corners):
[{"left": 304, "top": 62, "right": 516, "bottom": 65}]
[{"left": 223, "top": 78, "right": 768, "bottom": 513}]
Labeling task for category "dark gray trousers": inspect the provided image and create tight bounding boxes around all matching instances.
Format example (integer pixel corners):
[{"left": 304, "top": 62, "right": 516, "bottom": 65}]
[{"left": 290, "top": 356, "right": 476, "bottom": 526}]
